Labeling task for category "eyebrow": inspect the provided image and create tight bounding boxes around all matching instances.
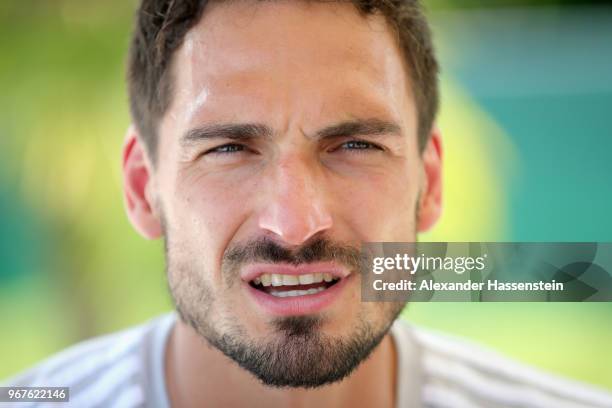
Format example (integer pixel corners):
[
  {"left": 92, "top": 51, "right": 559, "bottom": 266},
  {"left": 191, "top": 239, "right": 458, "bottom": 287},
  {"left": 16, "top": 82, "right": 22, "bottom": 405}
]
[
  {"left": 315, "top": 118, "right": 402, "bottom": 140},
  {"left": 180, "top": 118, "right": 402, "bottom": 146},
  {"left": 181, "top": 123, "right": 273, "bottom": 146}
]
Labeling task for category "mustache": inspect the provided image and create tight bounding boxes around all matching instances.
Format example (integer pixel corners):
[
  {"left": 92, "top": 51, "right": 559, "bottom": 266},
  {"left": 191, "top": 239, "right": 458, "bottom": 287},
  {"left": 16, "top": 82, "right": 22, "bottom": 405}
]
[{"left": 223, "top": 237, "right": 367, "bottom": 272}]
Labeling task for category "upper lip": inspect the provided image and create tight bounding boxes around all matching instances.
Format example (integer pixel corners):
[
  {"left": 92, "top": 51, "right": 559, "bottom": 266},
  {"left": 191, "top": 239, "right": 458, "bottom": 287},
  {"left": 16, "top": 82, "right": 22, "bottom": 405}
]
[{"left": 240, "top": 262, "right": 352, "bottom": 283}]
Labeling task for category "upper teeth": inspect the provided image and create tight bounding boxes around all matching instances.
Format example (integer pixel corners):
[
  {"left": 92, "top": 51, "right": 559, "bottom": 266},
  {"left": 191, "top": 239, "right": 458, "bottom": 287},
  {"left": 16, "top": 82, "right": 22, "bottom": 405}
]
[{"left": 253, "top": 273, "right": 335, "bottom": 287}]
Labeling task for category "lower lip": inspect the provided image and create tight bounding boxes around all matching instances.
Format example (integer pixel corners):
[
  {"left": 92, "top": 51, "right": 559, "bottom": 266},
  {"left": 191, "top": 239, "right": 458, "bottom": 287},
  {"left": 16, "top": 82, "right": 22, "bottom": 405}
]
[{"left": 244, "top": 275, "right": 353, "bottom": 317}]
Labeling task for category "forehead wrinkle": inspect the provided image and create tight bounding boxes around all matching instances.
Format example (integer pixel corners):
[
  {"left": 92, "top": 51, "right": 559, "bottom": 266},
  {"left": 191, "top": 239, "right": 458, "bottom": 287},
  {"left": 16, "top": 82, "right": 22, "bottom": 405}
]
[{"left": 167, "top": 1, "right": 416, "bottom": 151}]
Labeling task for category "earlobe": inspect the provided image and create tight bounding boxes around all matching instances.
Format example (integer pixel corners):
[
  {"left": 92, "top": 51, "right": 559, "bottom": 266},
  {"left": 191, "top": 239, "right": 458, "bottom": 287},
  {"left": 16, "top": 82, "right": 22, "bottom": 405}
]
[
  {"left": 122, "top": 126, "right": 162, "bottom": 239},
  {"left": 417, "top": 127, "right": 443, "bottom": 233}
]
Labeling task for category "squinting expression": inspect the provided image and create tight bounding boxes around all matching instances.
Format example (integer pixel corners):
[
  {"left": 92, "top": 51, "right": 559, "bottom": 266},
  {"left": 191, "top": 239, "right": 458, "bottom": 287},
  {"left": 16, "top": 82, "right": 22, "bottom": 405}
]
[{"left": 138, "top": 1, "right": 436, "bottom": 387}]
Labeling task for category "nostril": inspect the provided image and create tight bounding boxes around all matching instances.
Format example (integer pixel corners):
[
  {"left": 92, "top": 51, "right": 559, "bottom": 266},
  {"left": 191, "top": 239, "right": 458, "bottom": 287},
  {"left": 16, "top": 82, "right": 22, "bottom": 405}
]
[{"left": 257, "top": 192, "right": 333, "bottom": 246}]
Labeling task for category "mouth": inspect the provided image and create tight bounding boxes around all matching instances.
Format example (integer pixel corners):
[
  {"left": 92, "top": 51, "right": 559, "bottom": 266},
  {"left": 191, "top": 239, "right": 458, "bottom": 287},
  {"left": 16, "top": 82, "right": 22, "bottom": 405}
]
[
  {"left": 241, "top": 263, "right": 352, "bottom": 316},
  {"left": 249, "top": 272, "right": 341, "bottom": 297}
]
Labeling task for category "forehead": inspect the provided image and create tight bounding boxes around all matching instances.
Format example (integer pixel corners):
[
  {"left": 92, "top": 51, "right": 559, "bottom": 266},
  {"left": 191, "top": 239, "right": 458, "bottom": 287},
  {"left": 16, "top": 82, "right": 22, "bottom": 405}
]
[{"left": 164, "top": 0, "right": 415, "bottom": 135}]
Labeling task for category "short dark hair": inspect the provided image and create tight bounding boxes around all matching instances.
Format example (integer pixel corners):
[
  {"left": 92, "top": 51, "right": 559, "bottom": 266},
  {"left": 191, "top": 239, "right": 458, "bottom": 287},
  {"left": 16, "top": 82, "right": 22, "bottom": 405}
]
[{"left": 127, "top": 0, "right": 439, "bottom": 163}]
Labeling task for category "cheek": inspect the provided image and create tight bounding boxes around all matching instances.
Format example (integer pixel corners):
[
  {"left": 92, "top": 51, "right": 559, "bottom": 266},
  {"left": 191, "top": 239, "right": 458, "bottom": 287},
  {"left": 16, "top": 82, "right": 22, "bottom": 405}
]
[
  {"left": 333, "top": 161, "right": 420, "bottom": 241},
  {"left": 165, "top": 173, "right": 257, "bottom": 280}
]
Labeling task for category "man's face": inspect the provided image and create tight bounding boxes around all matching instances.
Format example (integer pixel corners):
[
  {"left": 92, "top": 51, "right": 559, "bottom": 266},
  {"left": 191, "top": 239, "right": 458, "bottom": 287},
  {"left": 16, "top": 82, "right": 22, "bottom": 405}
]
[{"left": 136, "top": 1, "right": 437, "bottom": 387}]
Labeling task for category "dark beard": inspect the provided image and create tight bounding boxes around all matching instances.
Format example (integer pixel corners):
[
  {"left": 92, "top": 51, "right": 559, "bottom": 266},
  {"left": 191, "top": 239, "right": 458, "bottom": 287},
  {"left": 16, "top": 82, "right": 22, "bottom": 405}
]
[
  {"left": 166, "top": 233, "right": 406, "bottom": 388},
  {"left": 176, "top": 305, "right": 404, "bottom": 388}
]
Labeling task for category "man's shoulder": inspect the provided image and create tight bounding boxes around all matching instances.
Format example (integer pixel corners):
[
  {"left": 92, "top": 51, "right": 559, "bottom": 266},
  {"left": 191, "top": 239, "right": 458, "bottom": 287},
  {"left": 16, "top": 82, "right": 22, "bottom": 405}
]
[
  {"left": 392, "top": 319, "right": 612, "bottom": 408},
  {"left": 5, "top": 324, "right": 144, "bottom": 388},
  {"left": 2, "top": 313, "right": 175, "bottom": 407}
]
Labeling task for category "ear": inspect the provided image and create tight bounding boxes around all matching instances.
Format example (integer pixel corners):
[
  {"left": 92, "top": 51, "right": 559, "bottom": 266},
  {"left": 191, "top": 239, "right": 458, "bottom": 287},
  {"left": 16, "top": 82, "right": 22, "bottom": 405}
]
[
  {"left": 417, "top": 126, "right": 443, "bottom": 232},
  {"left": 122, "top": 125, "right": 162, "bottom": 239}
]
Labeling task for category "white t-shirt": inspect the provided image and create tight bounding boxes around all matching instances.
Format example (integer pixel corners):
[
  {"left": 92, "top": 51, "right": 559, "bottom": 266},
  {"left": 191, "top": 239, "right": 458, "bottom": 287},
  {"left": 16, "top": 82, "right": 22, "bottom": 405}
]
[{"left": 4, "top": 313, "right": 612, "bottom": 408}]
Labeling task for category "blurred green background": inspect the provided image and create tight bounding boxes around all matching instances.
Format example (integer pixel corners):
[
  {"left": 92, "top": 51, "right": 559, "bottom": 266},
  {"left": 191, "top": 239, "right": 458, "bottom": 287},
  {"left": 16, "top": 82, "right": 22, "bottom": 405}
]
[{"left": 1, "top": 0, "right": 611, "bottom": 390}]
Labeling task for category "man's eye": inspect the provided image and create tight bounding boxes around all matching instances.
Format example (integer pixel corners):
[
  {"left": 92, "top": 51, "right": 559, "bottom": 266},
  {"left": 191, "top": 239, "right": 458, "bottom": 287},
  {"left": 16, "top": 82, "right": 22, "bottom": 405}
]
[
  {"left": 338, "top": 140, "right": 383, "bottom": 151},
  {"left": 206, "top": 143, "right": 245, "bottom": 154}
]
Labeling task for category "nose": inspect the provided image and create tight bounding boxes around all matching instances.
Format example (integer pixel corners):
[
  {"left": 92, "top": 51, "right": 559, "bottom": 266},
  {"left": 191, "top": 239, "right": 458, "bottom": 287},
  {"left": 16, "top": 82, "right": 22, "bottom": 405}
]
[{"left": 258, "top": 155, "right": 333, "bottom": 246}]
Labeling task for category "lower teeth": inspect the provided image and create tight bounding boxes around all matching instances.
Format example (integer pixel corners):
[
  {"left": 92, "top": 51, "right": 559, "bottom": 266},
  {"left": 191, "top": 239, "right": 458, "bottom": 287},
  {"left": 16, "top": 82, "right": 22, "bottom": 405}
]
[{"left": 268, "top": 287, "right": 326, "bottom": 298}]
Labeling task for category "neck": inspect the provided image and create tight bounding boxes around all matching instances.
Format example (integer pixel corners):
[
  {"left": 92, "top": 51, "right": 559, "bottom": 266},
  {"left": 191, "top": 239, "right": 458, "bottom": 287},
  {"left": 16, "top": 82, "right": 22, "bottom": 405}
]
[{"left": 165, "top": 320, "right": 397, "bottom": 408}]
